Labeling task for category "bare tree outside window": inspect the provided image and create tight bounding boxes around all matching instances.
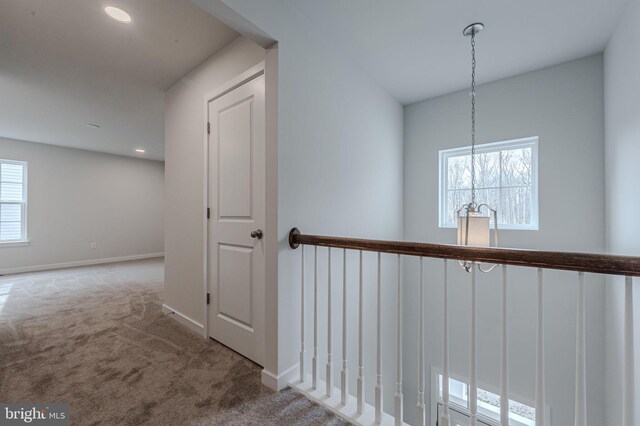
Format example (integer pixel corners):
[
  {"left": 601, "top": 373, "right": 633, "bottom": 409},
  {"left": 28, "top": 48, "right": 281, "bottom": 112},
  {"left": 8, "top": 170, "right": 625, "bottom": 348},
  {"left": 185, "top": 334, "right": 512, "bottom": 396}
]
[{"left": 439, "top": 138, "right": 538, "bottom": 230}]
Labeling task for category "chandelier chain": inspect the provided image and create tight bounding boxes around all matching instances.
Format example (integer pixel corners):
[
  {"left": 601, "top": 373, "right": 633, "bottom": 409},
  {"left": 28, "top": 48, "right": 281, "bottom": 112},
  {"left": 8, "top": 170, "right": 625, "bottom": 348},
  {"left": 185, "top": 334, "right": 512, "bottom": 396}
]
[{"left": 470, "top": 30, "right": 477, "bottom": 206}]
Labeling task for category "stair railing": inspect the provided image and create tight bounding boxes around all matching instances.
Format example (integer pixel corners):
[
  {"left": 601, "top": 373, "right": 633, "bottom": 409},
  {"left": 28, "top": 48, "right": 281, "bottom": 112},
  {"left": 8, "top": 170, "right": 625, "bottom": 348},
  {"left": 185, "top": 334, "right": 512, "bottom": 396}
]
[{"left": 288, "top": 228, "right": 639, "bottom": 426}]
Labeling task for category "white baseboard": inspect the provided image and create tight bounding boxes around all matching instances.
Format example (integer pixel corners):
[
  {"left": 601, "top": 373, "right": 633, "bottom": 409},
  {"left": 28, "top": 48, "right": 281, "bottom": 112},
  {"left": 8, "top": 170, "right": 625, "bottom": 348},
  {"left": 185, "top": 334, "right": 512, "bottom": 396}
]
[
  {"left": 0, "top": 253, "right": 164, "bottom": 276},
  {"left": 162, "top": 304, "right": 204, "bottom": 335},
  {"left": 262, "top": 363, "right": 299, "bottom": 391}
]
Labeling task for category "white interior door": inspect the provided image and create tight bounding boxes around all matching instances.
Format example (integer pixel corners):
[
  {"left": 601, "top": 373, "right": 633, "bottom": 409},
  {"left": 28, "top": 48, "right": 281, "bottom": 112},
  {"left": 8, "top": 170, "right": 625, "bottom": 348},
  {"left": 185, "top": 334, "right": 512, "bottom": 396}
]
[{"left": 208, "top": 72, "right": 265, "bottom": 366}]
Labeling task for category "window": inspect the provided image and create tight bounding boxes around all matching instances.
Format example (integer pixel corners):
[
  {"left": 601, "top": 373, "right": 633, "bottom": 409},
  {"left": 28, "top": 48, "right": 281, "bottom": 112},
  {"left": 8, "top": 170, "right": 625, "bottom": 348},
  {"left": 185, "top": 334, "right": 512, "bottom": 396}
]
[
  {"left": 437, "top": 374, "right": 538, "bottom": 426},
  {"left": 439, "top": 137, "right": 538, "bottom": 230},
  {"left": 0, "top": 160, "right": 28, "bottom": 243}
]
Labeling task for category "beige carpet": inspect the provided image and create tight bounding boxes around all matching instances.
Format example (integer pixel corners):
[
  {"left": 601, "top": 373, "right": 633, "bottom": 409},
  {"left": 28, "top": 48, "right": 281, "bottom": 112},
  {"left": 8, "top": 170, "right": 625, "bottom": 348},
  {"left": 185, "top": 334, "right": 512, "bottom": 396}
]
[{"left": 0, "top": 259, "right": 346, "bottom": 425}]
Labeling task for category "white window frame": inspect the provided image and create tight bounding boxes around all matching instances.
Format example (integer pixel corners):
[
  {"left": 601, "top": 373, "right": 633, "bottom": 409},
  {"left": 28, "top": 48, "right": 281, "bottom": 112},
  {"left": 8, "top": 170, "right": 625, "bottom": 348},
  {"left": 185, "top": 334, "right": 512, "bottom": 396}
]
[
  {"left": 430, "top": 367, "right": 550, "bottom": 426},
  {"left": 0, "top": 159, "right": 28, "bottom": 246},
  {"left": 438, "top": 136, "right": 539, "bottom": 230}
]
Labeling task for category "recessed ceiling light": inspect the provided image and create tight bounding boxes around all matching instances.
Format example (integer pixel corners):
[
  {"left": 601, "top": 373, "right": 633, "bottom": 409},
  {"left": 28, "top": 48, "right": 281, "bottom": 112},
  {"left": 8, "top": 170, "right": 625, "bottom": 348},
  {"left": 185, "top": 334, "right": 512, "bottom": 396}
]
[
  {"left": 86, "top": 123, "right": 100, "bottom": 129},
  {"left": 104, "top": 6, "right": 132, "bottom": 23},
  {"left": 135, "top": 149, "right": 145, "bottom": 153}
]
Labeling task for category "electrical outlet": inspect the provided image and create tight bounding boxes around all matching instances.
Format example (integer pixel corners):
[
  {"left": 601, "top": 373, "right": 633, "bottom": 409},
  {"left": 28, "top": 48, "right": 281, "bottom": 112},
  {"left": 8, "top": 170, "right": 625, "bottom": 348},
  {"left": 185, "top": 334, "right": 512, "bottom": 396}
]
[{"left": 90, "top": 242, "right": 97, "bottom": 249}]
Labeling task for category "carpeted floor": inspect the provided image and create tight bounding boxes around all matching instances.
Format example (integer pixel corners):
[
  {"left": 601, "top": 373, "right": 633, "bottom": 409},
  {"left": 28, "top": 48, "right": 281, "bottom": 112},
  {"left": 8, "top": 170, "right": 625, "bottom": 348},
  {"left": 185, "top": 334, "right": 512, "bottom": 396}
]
[{"left": 0, "top": 259, "right": 346, "bottom": 425}]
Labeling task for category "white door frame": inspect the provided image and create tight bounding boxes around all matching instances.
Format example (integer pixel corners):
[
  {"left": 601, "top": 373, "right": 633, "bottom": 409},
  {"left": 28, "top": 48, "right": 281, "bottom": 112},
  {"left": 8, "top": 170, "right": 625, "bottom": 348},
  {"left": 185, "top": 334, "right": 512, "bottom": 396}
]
[{"left": 202, "top": 61, "right": 266, "bottom": 340}]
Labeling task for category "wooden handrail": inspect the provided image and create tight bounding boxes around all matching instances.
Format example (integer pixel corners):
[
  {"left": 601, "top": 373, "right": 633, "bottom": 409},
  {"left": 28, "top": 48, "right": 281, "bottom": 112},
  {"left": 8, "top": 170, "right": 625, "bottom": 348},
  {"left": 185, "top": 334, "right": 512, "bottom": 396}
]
[{"left": 288, "top": 228, "right": 640, "bottom": 277}]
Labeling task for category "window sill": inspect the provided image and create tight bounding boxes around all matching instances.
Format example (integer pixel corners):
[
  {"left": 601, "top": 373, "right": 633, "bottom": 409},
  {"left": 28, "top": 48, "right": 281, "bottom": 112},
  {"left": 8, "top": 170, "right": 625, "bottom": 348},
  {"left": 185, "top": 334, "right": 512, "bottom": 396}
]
[
  {"left": 0, "top": 241, "right": 30, "bottom": 248},
  {"left": 439, "top": 224, "right": 539, "bottom": 231}
]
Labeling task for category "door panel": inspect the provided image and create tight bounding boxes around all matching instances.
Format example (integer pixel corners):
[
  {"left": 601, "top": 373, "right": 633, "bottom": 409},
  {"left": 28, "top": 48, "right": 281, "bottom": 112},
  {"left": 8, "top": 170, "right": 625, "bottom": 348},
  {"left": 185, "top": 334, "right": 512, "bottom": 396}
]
[
  {"left": 208, "top": 72, "right": 265, "bottom": 366},
  {"left": 218, "top": 243, "right": 253, "bottom": 328},
  {"left": 218, "top": 98, "right": 253, "bottom": 219}
]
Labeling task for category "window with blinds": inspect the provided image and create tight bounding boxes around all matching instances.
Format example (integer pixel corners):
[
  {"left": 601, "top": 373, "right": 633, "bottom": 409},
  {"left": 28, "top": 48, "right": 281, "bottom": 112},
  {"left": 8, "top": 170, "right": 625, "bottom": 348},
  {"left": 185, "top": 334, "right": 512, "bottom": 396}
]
[{"left": 0, "top": 160, "right": 28, "bottom": 243}]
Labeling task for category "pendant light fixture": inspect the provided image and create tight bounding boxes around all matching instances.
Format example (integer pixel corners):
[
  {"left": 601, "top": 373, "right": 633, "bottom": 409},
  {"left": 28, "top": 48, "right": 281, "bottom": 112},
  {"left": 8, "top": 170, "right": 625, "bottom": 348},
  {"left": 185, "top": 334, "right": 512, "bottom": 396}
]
[{"left": 457, "top": 23, "right": 499, "bottom": 273}]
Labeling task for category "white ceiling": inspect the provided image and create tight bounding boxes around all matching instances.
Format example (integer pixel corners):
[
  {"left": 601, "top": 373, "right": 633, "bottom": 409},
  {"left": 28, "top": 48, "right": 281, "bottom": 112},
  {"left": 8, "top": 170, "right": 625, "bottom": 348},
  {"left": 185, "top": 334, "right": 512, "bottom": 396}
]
[
  {"left": 0, "top": 0, "right": 239, "bottom": 160},
  {"left": 284, "top": 0, "right": 629, "bottom": 105},
  {"left": 1, "top": 1, "right": 629, "bottom": 159}
]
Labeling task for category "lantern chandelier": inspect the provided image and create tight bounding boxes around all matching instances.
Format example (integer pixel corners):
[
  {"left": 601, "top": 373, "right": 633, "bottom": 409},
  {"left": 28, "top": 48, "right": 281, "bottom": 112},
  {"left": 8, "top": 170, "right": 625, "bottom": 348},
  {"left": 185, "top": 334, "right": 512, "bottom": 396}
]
[{"left": 457, "top": 23, "right": 499, "bottom": 273}]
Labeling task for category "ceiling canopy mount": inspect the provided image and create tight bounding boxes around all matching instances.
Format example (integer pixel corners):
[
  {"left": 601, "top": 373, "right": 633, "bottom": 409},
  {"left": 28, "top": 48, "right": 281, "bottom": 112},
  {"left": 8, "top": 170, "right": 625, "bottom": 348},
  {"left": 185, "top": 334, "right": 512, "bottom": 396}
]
[{"left": 463, "top": 22, "right": 485, "bottom": 37}]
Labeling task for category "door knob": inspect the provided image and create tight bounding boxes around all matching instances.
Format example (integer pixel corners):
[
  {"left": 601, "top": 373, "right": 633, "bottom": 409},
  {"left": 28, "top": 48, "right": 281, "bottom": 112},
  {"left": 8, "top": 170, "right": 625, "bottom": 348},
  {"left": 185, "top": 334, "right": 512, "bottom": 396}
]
[{"left": 251, "top": 229, "right": 263, "bottom": 239}]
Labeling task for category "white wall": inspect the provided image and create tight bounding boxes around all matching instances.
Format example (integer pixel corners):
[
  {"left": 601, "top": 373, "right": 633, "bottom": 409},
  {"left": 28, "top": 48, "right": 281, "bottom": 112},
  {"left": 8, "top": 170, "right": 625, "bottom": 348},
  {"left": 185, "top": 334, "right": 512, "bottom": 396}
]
[
  {"left": 0, "top": 137, "right": 164, "bottom": 274},
  {"left": 164, "top": 36, "right": 265, "bottom": 325},
  {"left": 193, "top": 0, "right": 405, "bottom": 402},
  {"left": 403, "top": 55, "right": 606, "bottom": 425},
  {"left": 604, "top": 0, "right": 640, "bottom": 423}
]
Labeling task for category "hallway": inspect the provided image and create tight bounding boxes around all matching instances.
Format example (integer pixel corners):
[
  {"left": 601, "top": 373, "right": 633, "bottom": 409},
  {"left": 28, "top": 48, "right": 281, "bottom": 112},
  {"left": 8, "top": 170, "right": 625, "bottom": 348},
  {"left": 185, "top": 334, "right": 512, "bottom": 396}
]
[{"left": 0, "top": 259, "right": 344, "bottom": 425}]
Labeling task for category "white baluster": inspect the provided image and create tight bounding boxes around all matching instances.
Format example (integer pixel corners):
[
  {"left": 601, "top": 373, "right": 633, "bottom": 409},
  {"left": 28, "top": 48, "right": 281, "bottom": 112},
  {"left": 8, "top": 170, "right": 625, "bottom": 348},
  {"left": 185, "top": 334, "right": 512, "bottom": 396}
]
[
  {"left": 357, "top": 250, "right": 365, "bottom": 414},
  {"left": 300, "top": 245, "right": 305, "bottom": 383},
  {"left": 623, "top": 276, "right": 635, "bottom": 426},
  {"left": 375, "top": 252, "right": 383, "bottom": 424},
  {"left": 575, "top": 272, "right": 586, "bottom": 426},
  {"left": 441, "top": 259, "right": 450, "bottom": 426},
  {"left": 341, "top": 249, "right": 348, "bottom": 405},
  {"left": 417, "top": 257, "right": 426, "bottom": 426},
  {"left": 327, "top": 248, "right": 333, "bottom": 397},
  {"left": 470, "top": 267, "right": 477, "bottom": 426},
  {"left": 313, "top": 246, "right": 318, "bottom": 390},
  {"left": 536, "top": 268, "right": 546, "bottom": 426},
  {"left": 500, "top": 265, "right": 509, "bottom": 426},
  {"left": 395, "top": 254, "right": 403, "bottom": 426}
]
